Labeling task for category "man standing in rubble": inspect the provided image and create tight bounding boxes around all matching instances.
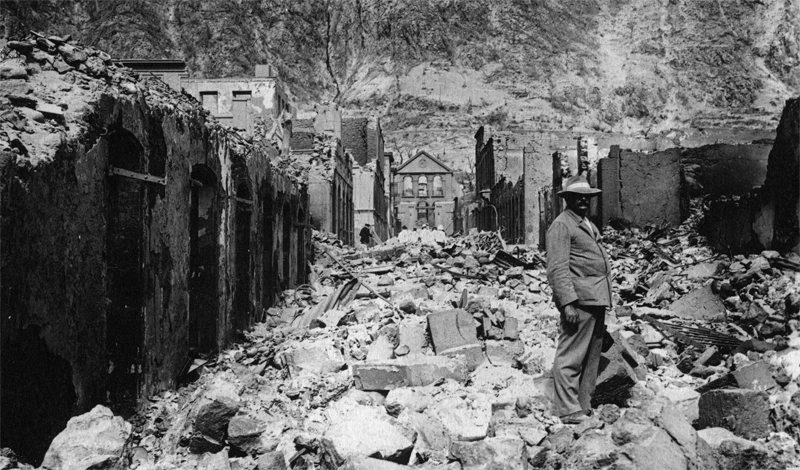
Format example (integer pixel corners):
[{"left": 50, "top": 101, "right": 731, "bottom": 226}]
[{"left": 546, "top": 174, "right": 612, "bottom": 424}]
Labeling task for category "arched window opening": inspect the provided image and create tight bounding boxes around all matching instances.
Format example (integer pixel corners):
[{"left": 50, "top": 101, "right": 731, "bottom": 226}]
[
  {"left": 233, "top": 182, "right": 252, "bottom": 333},
  {"left": 403, "top": 176, "right": 413, "bottom": 197},
  {"left": 433, "top": 175, "right": 443, "bottom": 197},
  {"left": 417, "top": 176, "right": 428, "bottom": 197},
  {"left": 189, "top": 165, "right": 219, "bottom": 353},
  {"left": 106, "top": 129, "right": 145, "bottom": 410}
]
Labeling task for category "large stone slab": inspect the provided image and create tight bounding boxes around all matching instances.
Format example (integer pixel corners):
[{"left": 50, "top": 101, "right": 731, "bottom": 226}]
[
  {"left": 320, "top": 413, "right": 413, "bottom": 467},
  {"left": 698, "top": 389, "right": 770, "bottom": 439},
  {"left": 427, "top": 309, "right": 484, "bottom": 370},
  {"left": 731, "top": 360, "right": 778, "bottom": 392},
  {"left": 450, "top": 437, "right": 528, "bottom": 470},
  {"left": 352, "top": 355, "right": 468, "bottom": 390},
  {"left": 41, "top": 405, "right": 132, "bottom": 470},
  {"left": 668, "top": 285, "right": 725, "bottom": 321}
]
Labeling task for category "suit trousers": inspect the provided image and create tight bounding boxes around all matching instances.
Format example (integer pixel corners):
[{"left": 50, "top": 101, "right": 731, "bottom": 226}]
[{"left": 551, "top": 304, "right": 606, "bottom": 417}]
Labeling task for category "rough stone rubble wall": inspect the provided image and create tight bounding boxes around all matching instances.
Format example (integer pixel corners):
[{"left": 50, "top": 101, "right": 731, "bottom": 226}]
[{"left": 0, "top": 88, "right": 309, "bottom": 458}]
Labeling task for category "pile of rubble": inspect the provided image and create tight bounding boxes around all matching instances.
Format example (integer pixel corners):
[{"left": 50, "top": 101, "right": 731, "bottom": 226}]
[
  {"left": 0, "top": 31, "right": 296, "bottom": 182},
  {"left": 9, "top": 206, "right": 800, "bottom": 469},
  {"left": 274, "top": 134, "right": 342, "bottom": 184}
]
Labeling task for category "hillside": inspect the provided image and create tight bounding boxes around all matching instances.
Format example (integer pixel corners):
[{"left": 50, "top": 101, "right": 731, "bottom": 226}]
[{"left": 4, "top": 0, "right": 799, "bottom": 169}]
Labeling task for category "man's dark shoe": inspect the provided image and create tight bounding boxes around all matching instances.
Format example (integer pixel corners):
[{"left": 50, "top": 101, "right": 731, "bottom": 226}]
[{"left": 559, "top": 411, "right": 589, "bottom": 425}]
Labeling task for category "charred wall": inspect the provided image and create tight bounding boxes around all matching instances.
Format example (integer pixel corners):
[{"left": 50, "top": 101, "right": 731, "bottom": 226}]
[{"left": 0, "top": 90, "right": 308, "bottom": 464}]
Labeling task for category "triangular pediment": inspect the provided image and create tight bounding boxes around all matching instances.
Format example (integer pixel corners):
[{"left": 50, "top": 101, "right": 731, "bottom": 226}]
[{"left": 395, "top": 151, "right": 452, "bottom": 174}]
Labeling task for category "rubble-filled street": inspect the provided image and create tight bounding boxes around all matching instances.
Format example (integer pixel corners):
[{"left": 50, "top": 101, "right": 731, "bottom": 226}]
[
  {"left": 14, "top": 208, "right": 800, "bottom": 470},
  {"left": 4, "top": 5, "right": 800, "bottom": 470}
]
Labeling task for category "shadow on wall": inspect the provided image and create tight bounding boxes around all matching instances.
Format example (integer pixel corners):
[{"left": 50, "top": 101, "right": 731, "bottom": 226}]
[{"left": 1, "top": 325, "right": 77, "bottom": 466}]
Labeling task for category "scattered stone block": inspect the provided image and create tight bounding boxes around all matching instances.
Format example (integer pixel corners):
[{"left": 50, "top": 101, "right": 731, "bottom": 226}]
[
  {"left": 284, "top": 344, "right": 345, "bottom": 376},
  {"left": 398, "top": 318, "right": 428, "bottom": 355},
  {"left": 731, "top": 360, "right": 778, "bottom": 392},
  {"left": 662, "top": 387, "right": 701, "bottom": 423},
  {"left": 450, "top": 437, "right": 528, "bottom": 470},
  {"left": 657, "top": 404, "right": 697, "bottom": 455},
  {"left": 385, "top": 388, "right": 433, "bottom": 415},
  {"left": 668, "top": 285, "right": 726, "bottom": 321},
  {"left": 198, "top": 449, "right": 231, "bottom": 470},
  {"left": 228, "top": 415, "right": 279, "bottom": 456},
  {"left": 698, "top": 389, "right": 770, "bottom": 439},
  {"left": 195, "top": 397, "right": 240, "bottom": 443},
  {"left": 256, "top": 450, "right": 287, "bottom": 470},
  {"left": 686, "top": 262, "right": 719, "bottom": 279},
  {"left": 592, "top": 335, "right": 641, "bottom": 407},
  {"left": 367, "top": 335, "right": 396, "bottom": 362},
  {"left": 396, "top": 410, "right": 451, "bottom": 462},
  {"left": 697, "top": 427, "right": 773, "bottom": 470},
  {"left": 352, "top": 355, "right": 468, "bottom": 390},
  {"left": 485, "top": 340, "right": 524, "bottom": 368},
  {"left": 320, "top": 413, "right": 413, "bottom": 467},
  {"left": 429, "top": 396, "right": 492, "bottom": 442},
  {"left": 503, "top": 317, "right": 519, "bottom": 340},
  {"left": 40, "top": 405, "right": 132, "bottom": 470},
  {"left": 341, "top": 457, "right": 410, "bottom": 469},
  {"left": 316, "top": 308, "right": 347, "bottom": 328},
  {"left": 427, "top": 309, "right": 484, "bottom": 370}
]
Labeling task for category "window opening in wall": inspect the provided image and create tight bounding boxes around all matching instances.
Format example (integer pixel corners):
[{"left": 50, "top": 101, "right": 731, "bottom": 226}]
[
  {"left": 106, "top": 130, "right": 145, "bottom": 413},
  {"left": 433, "top": 175, "right": 443, "bottom": 197},
  {"left": 200, "top": 92, "right": 219, "bottom": 115},
  {"left": 189, "top": 165, "right": 219, "bottom": 354},
  {"left": 403, "top": 176, "right": 413, "bottom": 197},
  {"left": 418, "top": 175, "right": 428, "bottom": 197},
  {"left": 234, "top": 182, "right": 252, "bottom": 333},
  {"left": 232, "top": 91, "right": 252, "bottom": 133},
  {"left": 417, "top": 200, "right": 434, "bottom": 226}
]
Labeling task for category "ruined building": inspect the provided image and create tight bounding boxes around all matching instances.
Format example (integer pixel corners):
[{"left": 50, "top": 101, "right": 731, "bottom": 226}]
[
  {"left": 342, "top": 117, "right": 388, "bottom": 243},
  {"left": 0, "top": 36, "right": 310, "bottom": 463},
  {"left": 289, "top": 104, "right": 354, "bottom": 245},
  {"left": 393, "top": 150, "right": 459, "bottom": 233}
]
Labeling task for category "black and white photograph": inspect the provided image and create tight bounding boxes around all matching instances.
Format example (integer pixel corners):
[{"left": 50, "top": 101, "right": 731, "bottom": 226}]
[{"left": 1, "top": 0, "right": 800, "bottom": 468}]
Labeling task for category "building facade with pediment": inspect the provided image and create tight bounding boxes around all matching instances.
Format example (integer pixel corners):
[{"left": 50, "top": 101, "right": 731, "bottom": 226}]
[{"left": 392, "top": 151, "right": 458, "bottom": 234}]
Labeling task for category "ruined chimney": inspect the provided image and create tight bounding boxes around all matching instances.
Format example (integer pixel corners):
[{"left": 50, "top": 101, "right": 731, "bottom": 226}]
[{"left": 255, "top": 64, "right": 278, "bottom": 79}]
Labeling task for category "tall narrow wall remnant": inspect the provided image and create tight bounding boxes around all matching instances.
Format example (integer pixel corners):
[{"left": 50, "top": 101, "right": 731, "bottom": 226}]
[
  {"left": 189, "top": 164, "right": 220, "bottom": 354},
  {"left": 0, "top": 36, "right": 309, "bottom": 464},
  {"left": 759, "top": 97, "right": 800, "bottom": 253}
]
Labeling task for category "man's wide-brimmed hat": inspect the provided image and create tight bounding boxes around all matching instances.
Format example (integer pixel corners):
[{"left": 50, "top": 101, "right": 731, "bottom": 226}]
[{"left": 558, "top": 174, "right": 602, "bottom": 197}]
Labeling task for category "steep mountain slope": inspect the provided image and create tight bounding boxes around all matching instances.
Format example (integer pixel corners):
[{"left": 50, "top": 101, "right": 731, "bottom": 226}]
[{"left": 3, "top": 0, "right": 799, "bottom": 169}]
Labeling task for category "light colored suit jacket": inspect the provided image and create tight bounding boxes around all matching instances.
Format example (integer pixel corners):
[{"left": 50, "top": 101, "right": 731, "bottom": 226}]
[{"left": 546, "top": 208, "right": 612, "bottom": 309}]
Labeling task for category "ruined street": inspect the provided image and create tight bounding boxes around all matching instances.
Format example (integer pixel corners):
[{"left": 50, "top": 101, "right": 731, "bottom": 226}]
[{"left": 3, "top": 10, "right": 800, "bottom": 470}]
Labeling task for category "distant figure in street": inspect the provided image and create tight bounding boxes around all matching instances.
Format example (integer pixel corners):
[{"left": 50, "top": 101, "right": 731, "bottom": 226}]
[
  {"left": 433, "top": 224, "right": 447, "bottom": 244},
  {"left": 359, "top": 223, "right": 372, "bottom": 247},
  {"left": 546, "top": 174, "right": 611, "bottom": 425}
]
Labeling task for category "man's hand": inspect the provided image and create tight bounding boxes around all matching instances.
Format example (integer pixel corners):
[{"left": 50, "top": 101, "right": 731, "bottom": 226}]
[{"left": 564, "top": 303, "right": 579, "bottom": 324}]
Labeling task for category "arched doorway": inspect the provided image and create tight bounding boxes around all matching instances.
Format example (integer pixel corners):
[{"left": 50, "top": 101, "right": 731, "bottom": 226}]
[
  {"left": 233, "top": 182, "right": 252, "bottom": 333},
  {"left": 261, "top": 187, "right": 275, "bottom": 308},
  {"left": 106, "top": 129, "right": 145, "bottom": 408},
  {"left": 189, "top": 165, "right": 219, "bottom": 354}
]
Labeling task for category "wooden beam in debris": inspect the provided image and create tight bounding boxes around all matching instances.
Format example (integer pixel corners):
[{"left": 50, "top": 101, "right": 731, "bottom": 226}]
[{"left": 109, "top": 167, "right": 166, "bottom": 185}]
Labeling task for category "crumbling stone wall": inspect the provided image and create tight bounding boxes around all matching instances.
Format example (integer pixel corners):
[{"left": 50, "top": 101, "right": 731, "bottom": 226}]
[
  {"left": 681, "top": 142, "right": 771, "bottom": 197},
  {"left": 1, "top": 79, "right": 308, "bottom": 464},
  {"left": 759, "top": 97, "right": 800, "bottom": 253},
  {"left": 616, "top": 148, "right": 689, "bottom": 226}
]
